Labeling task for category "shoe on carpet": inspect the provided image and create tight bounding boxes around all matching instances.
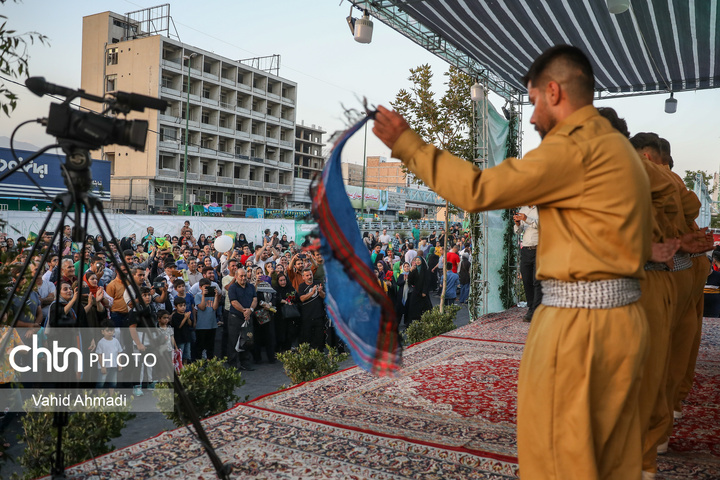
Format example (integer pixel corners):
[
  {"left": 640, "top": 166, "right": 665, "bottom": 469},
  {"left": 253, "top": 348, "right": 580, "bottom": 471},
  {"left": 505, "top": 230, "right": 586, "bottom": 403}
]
[
  {"left": 673, "top": 409, "right": 682, "bottom": 419},
  {"left": 657, "top": 439, "right": 669, "bottom": 455},
  {"left": 238, "top": 363, "right": 255, "bottom": 371},
  {"left": 133, "top": 386, "right": 144, "bottom": 397},
  {"left": 523, "top": 312, "right": 533, "bottom": 322},
  {"left": 642, "top": 471, "right": 656, "bottom": 480}
]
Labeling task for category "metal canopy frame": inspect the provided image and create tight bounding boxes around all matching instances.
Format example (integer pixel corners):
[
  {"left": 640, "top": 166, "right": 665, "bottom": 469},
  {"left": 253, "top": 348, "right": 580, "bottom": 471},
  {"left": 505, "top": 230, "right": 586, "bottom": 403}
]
[{"left": 349, "top": 1, "right": 523, "bottom": 104}]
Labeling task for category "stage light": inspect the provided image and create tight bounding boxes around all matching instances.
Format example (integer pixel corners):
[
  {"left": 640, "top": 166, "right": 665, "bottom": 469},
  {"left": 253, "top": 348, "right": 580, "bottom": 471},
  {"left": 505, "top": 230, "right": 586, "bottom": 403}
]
[
  {"left": 607, "top": 0, "right": 631, "bottom": 14},
  {"left": 665, "top": 92, "right": 677, "bottom": 114},
  {"left": 347, "top": 8, "right": 373, "bottom": 44},
  {"left": 470, "top": 82, "right": 484, "bottom": 101}
]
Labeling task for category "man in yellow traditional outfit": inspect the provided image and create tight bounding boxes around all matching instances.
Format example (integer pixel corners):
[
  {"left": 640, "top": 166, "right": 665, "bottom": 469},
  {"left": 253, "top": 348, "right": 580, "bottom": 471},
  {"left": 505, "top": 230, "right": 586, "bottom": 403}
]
[{"left": 373, "top": 45, "right": 653, "bottom": 479}]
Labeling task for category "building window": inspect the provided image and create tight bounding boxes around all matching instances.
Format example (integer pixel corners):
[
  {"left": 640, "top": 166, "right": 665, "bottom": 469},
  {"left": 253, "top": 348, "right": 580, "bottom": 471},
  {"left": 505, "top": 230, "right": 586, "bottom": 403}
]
[
  {"left": 243, "top": 194, "right": 256, "bottom": 207},
  {"left": 249, "top": 168, "right": 255, "bottom": 181},
  {"left": 202, "top": 162, "right": 208, "bottom": 175},
  {"left": 218, "top": 163, "right": 224, "bottom": 177},
  {"left": 201, "top": 111, "right": 210, "bottom": 124},
  {"left": 159, "top": 155, "right": 175, "bottom": 170},
  {"left": 107, "top": 47, "right": 118, "bottom": 65},
  {"left": 237, "top": 73, "right": 244, "bottom": 84},
  {"left": 202, "top": 86, "right": 210, "bottom": 99},
  {"left": 264, "top": 171, "right": 270, "bottom": 183},
  {"left": 204, "top": 62, "right": 212, "bottom": 74},
  {"left": 179, "top": 158, "right": 185, "bottom": 172},
  {"left": 234, "top": 165, "right": 241, "bottom": 178},
  {"left": 161, "top": 75, "right": 173, "bottom": 89},
  {"left": 106, "top": 74, "right": 117, "bottom": 92},
  {"left": 250, "top": 146, "right": 256, "bottom": 157}
]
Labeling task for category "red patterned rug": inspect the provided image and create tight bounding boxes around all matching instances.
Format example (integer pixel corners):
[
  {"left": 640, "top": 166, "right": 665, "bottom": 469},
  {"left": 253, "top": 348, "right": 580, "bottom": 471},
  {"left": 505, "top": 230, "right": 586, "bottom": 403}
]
[
  {"left": 64, "top": 405, "right": 517, "bottom": 479},
  {"left": 251, "top": 337, "right": 523, "bottom": 461},
  {"left": 441, "top": 307, "right": 529, "bottom": 344}
]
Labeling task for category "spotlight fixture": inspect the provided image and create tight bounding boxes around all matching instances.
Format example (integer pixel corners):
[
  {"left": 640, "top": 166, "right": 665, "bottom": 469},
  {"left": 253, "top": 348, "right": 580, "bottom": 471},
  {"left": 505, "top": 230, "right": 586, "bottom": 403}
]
[
  {"left": 470, "top": 82, "right": 484, "bottom": 101},
  {"left": 347, "top": 8, "right": 373, "bottom": 44},
  {"left": 606, "top": 0, "right": 631, "bottom": 14},
  {"left": 664, "top": 92, "right": 677, "bottom": 114}
]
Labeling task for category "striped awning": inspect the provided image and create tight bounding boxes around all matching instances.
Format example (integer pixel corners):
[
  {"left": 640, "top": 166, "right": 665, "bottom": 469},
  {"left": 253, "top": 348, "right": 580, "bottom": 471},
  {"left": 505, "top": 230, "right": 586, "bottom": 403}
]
[{"left": 355, "top": 1, "right": 720, "bottom": 96}]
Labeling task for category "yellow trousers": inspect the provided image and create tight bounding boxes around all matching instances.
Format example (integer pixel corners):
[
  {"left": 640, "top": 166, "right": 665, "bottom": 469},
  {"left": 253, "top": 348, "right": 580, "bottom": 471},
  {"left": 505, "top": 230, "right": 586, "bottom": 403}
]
[
  {"left": 656, "top": 264, "right": 698, "bottom": 447},
  {"left": 637, "top": 271, "right": 674, "bottom": 473},
  {"left": 672, "top": 256, "right": 709, "bottom": 411},
  {"left": 517, "top": 303, "right": 648, "bottom": 480}
]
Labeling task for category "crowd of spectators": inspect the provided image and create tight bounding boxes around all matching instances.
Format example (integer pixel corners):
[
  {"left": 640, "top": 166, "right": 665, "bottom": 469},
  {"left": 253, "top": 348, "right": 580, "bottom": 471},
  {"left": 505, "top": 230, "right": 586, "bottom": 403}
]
[{"left": 0, "top": 220, "right": 474, "bottom": 399}]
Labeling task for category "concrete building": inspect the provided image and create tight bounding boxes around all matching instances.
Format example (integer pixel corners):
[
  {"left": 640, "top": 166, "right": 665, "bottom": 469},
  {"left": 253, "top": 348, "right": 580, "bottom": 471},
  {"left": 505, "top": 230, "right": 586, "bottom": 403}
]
[
  {"left": 341, "top": 162, "right": 364, "bottom": 187},
  {"left": 288, "top": 122, "right": 325, "bottom": 209},
  {"left": 81, "top": 7, "right": 297, "bottom": 214}
]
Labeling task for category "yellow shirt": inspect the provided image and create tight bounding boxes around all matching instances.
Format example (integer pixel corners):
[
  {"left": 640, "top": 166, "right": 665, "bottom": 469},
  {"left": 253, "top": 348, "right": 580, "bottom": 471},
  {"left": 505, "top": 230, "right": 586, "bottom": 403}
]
[
  {"left": 663, "top": 166, "right": 701, "bottom": 234},
  {"left": 641, "top": 158, "right": 678, "bottom": 243},
  {"left": 391, "top": 105, "right": 652, "bottom": 282}
]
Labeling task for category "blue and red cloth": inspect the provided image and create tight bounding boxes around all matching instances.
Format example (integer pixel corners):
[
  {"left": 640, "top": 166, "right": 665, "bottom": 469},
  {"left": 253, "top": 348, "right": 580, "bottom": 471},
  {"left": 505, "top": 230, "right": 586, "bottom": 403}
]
[{"left": 311, "top": 114, "right": 402, "bottom": 376}]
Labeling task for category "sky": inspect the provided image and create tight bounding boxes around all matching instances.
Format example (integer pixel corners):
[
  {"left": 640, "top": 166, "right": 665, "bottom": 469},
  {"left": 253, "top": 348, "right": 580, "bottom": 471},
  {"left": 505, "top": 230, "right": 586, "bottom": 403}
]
[{"left": 2, "top": 0, "right": 719, "bottom": 178}]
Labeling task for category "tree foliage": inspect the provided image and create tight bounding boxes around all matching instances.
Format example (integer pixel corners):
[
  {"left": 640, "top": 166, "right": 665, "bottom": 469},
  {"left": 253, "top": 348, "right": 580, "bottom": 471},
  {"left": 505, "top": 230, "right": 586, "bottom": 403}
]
[
  {"left": 683, "top": 170, "right": 713, "bottom": 193},
  {"left": 0, "top": 1, "right": 49, "bottom": 116},
  {"left": 391, "top": 64, "right": 474, "bottom": 168}
]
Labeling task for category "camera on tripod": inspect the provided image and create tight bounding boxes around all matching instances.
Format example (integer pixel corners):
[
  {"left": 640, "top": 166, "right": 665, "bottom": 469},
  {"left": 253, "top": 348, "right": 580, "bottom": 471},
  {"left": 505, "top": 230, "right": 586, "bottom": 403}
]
[{"left": 25, "top": 76, "right": 167, "bottom": 152}]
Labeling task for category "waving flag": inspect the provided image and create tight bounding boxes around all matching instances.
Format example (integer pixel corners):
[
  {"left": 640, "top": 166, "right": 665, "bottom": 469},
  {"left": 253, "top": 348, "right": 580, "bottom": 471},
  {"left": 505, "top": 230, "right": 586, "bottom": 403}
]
[{"left": 311, "top": 114, "right": 401, "bottom": 376}]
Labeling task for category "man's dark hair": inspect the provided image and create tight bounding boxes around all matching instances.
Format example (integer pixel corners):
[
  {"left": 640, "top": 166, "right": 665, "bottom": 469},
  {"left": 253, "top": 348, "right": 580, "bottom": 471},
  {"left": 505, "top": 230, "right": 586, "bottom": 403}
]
[
  {"left": 172, "top": 278, "right": 185, "bottom": 288},
  {"left": 597, "top": 107, "right": 630, "bottom": 138},
  {"left": 101, "top": 320, "right": 115, "bottom": 330},
  {"left": 522, "top": 45, "right": 595, "bottom": 102},
  {"left": 658, "top": 137, "right": 673, "bottom": 168},
  {"left": 227, "top": 258, "right": 238, "bottom": 267},
  {"left": 302, "top": 267, "right": 313, "bottom": 274},
  {"left": 202, "top": 266, "right": 215, "bottom": 274},
  {"left": 122, "top": 249, "right": 134, "bottom": 257},
  {"left": 629, "top": 132, "right": 662, "bottom": 154},
  {"left": 446, "top": 262, "right": 453, "bottom": 270},
  {"left": 139, "top": 286, "right": 152, "bottom": 295},
  {"left": 157, "top": 309, "right": 170, "bottom": 318},
  {"left": 91, "top": 255, "right": 104, "bottom": 264},
  {"left": 198, "top": 277, "right": 211, "bottom": 287},
  {"left": 174, "top": 297, "right": 186, "bottom": 307}
]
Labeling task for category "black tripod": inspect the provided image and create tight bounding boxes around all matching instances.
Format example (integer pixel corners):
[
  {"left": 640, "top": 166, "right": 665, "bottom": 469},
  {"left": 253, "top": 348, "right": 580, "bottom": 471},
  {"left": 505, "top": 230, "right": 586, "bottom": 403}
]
[{"left": 0, "top": 80, "right": 231, "bottom": 479}]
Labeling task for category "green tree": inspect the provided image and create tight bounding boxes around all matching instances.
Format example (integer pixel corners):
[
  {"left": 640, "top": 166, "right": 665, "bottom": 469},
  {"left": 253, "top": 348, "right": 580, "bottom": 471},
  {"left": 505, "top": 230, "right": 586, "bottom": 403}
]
[
  {"left": 0, "top": 1, "right": 48, "bottom": 115},
  {"left": 391, "top": 65, "right": 474, "bottom": 312},
  {"left": 683, "top": 170, "right": 713, "bottom": 192}
]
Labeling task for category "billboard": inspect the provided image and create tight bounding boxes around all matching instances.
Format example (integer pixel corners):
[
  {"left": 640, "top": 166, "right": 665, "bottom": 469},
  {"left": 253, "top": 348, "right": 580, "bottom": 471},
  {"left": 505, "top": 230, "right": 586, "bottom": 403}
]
[
  {"left": 345, "top": 185, "right": 389, "bottom": 211},
  {"left": 0, "top": 147, "right": 111, "bottom": 200}
]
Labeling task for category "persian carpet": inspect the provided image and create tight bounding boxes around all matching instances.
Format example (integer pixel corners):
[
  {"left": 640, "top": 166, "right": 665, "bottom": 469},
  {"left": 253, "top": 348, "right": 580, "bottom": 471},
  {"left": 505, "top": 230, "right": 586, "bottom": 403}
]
[
  {"left": 251, "top": 336, "right": 523, "bottom": 461},
  {"left": 441, "top": 307, "right": 529, "bottom": 344},
  {"left": 64, "top": 405, "right": 517, "bottom": 479}
]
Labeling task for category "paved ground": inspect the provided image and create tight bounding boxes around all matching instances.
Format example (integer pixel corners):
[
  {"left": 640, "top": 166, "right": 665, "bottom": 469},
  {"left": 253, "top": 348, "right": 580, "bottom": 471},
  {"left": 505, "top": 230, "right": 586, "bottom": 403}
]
[{"left": 0, "top": 293, "right": 472, "bottom": 477}]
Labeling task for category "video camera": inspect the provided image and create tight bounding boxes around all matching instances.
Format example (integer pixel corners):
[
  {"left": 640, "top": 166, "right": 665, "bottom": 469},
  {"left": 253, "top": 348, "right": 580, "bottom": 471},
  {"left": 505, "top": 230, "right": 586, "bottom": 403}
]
[{"left": 25, "top": 77, "right": 167, "bottom": 152}]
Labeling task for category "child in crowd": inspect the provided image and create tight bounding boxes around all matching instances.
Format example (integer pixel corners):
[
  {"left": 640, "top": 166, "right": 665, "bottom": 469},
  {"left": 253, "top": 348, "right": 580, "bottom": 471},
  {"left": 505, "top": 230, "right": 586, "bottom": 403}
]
[
  {"left": 171, "top": 297, "right": 193, "bottom": 363},
  {"left": 173, "top": 279, "right": 197, "bottom": 359},
  {"left": 156, "top": 310, "right": 178, "bottom": 381},
  {"left": 95, "top": 321, "right": 123, "bottom": 394}
]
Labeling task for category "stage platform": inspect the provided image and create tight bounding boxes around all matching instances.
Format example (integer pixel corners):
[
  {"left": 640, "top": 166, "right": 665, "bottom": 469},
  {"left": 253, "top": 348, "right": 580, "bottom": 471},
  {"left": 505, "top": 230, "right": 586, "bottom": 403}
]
[{"left": 64, "top": 308, "right": 720, "bottom": 479}]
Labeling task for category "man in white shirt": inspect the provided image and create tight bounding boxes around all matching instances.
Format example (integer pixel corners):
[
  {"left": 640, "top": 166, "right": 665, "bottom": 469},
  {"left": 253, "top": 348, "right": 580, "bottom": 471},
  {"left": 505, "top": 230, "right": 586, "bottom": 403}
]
[
  {"left": 514, "top": 205, "right": 541, "bottom": 322},
  {"left": 378, "top": 228, "right": 392, "bottom": 249},
  {"left": 404, "top": 243, "right": 418, "bottom": 265}
]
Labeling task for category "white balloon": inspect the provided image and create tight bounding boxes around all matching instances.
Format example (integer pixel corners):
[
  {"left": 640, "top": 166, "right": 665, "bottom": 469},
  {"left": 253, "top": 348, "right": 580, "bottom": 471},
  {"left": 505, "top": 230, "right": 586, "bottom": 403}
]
[{"left": 214, "top": 235, "right": 233, "bottom": 253}]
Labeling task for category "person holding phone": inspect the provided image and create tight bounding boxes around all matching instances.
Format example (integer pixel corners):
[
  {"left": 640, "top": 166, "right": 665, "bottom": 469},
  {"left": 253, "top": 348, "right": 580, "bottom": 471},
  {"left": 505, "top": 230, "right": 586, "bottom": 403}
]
[{"left": 195, "top": 278, "right": 220, "bottom": 360}]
